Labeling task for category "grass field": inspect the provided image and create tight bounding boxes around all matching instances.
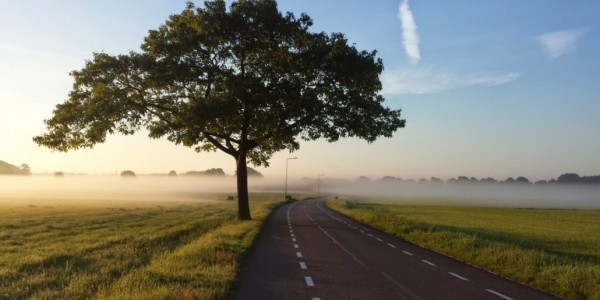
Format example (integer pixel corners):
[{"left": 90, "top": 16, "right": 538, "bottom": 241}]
[
  {"left": 327, "top": 198, "right": 600, "bottom": 300},
  {"left": 0, "top": 193, "right": 282, "bottom": 300}
]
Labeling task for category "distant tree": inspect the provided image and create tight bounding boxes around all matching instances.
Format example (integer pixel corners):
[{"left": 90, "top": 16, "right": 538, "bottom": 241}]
[
  {"left": 481, "top": 177, "right": 498, "bottom": 183},
  {"left": 377, "top": 176, "right": 402, "bottom": 183},
  {"left": 515, "top": 176, "right": 530, "bottom": 184},
  {"left": 20, "top": 163, "right": 31, "bottom": 175},
  {"left": 557, "top": 173, "right": 581, "bottom": 184},
  {"left": 54, "top": 171, "right": 65, "bottom": 177},
  {"left": 430, "top": 177, "right": 443, "bottom": 184},
  {"left": 418, "top": 178, "right": 428, "bottom": 184},
  {"left": 504, "top": 177, "right": 516, "bottom": 184},
  {"left": 356, "top": 176, "right": 372, "bottom": 183},
  {"left": 120, "top": 170, "right": 136, "bottom": 177},
  {"left": 534, "top": 180, "right": 548, "bottom": 185},
  {"left": 168, "top": 170, "right": 178, "bottom": 176},
  {"left": 32, "top": 0, "right": 404, "bottom": 220}
]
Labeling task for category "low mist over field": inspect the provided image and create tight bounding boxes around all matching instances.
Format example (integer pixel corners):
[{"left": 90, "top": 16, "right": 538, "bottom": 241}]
[
  {"left": 0, "top": 175, "right": 249, "bottom": 205},
  {"left": 324, "top": 181, "right": 600, "bottom": 209}
]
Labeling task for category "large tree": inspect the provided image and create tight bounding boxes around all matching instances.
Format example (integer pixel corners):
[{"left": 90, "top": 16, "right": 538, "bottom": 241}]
[{"left": 33, "top": 0, "right": 405, "bottom": 220}]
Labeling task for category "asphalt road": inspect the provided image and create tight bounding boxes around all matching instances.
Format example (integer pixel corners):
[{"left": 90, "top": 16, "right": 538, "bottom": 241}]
[{"left": 232, "top": 198, "right": 559, "bottom": 300}]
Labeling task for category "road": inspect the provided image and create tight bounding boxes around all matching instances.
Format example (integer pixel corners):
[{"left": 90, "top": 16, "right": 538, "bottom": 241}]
[{"left": 232, "top": 198, "right": 559, "bottom": 300}]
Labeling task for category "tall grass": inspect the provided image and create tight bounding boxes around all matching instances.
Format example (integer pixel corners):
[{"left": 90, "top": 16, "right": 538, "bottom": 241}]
[
  {"left": 0, "top": 193, "right": 282, "bottom": 299},
  {"left": 327, "top": 199, "right": 600, "bottom": 300}
]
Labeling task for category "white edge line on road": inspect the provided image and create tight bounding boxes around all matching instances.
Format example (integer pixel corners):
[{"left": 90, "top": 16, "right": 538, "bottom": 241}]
[
  {"left": 299, "top": 262, "right": 307, "bottom": 269},
  {"left": 304, "top": 276, "right": 315, "bottom": 287},
  {"left": 449, "top": 272, "right": 469, "bottom": 281},
  {"left": 296, "top": 252, "right": 302, "bottom": 258},
  {"left": 387, "top": 243, "right": 396, "bottom": 248},
  {"left": 402, "top": 250, "right": 414, "bottom": 256},
  {"left": 486, "top": 289, "right": 515, "bottom": 300},
  {"left": 421, "top": 259, "right": 436, "bottom": 266}
]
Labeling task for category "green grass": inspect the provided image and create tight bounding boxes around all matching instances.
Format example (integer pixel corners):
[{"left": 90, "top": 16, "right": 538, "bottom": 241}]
[
  {"left": 326, "top": 198, "right": 600, "bottom": 300},
  {"left": 0, "top": 193, "right": 283, "bottom": 300}
]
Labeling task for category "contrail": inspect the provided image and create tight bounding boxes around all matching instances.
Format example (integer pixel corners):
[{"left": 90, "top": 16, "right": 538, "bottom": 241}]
[{"left": 398, "top": 0, "right": 420, "bottom": 64}]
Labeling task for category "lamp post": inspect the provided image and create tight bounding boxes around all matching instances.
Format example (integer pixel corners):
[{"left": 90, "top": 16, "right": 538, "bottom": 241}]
[
  {"left": 284, "top": 157, "right": 298, "bottom": 201},
  {"left": 317, "top": 174, "right": 325, "bottom": 196}
]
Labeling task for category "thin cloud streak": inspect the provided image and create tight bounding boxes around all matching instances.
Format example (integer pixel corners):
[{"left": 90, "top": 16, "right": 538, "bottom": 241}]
[
  {"left": 537, "top": 29, "right": 587, "bottom": 60},
  {"left": 381, "top": 68, "right": 520, "bottom": 95},
  {"left": 398, "top": 0, "right": 420, "bottom": 64}
]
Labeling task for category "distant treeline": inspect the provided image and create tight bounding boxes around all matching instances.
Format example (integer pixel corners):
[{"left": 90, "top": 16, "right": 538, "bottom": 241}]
[
  {"left": 149, "top": 167, "right": 264, "bottom": 178},
  {"left": 359, "top": 173, "right": 600, "bottom": 185},
  {"left": 0, "top": 160, "right": 30, "bottom": 175}
]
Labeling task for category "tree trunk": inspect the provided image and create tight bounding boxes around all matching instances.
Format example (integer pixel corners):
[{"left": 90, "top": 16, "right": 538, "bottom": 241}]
[{"left": 235, "top": 153, "right": 252, "bottom": 220}]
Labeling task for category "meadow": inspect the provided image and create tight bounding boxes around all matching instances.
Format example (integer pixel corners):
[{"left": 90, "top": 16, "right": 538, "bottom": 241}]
[
  {"left": 0, "top": 193, "right": 283, "bottom": 300},
  {"left": 327, "top": 198, "right": 600, "bottom": 300}
]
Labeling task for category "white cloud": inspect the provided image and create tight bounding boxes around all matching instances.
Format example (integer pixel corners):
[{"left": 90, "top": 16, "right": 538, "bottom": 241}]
[
  {"left": 398, "top": 0, "right": 420, "bottom": 64},
  {"left": 381, "top": 68, "right": 520, "bottom": 95},
  {"left": 537, "top": 29, "right": 587, "bottom": 60}
]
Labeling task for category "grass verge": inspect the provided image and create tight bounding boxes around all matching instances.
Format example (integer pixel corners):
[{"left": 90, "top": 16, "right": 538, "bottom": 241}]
[
  {"left": 326, "top": 198, "right": 600, "bottom": 300},
  {"left": 0, "top": 193, "right": 282, "bottom": 299}
]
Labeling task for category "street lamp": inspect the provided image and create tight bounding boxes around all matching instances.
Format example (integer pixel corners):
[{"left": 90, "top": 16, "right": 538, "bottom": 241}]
[
  {"left": 317, "top": 174, "right": 325, "bottom": 196},
  {"left": 284, "top": 157, "right": 298, "bottom": 201}
]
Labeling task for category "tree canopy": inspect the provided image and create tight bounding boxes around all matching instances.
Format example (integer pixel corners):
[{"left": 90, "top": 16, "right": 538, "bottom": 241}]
[{"left": 33, "top": 0, "right": 405, "bottom": 219}]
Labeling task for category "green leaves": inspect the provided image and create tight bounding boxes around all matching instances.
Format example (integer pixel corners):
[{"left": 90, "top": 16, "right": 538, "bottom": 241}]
[{"left": 34, "top": 0, "right": 404, "bottom": 165}]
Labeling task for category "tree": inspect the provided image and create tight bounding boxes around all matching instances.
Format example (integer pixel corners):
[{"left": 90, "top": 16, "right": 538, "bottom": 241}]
[
  {"left": 20, "top": 163, "right": 31, "bottom": 175},
  {"left": 120, "top": 170, "right": 136, "bottom": 177},
  {"left": 32, "top": 0, "right": 404, "bottom": 220}
]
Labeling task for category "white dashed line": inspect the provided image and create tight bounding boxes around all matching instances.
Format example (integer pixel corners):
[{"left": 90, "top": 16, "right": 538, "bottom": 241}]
[
  {"left": 486, "top": 289, "right": 515, "bottom": 300},
  {"left": 402, "top": 250, "right": 414, "bottom": 256},
  {"left": 292, "top": 238, "right": 296, "bottom": 242},
  {"left": 387, "top": 243, "right": 396, "bottom": 248},
  {"left": 421, "top": 259, "right": 436, "bottom": 266},
  {"left": 296, "top": 252, "right": 303, "bottom": 258},
  {"left": 312, "top": 297, "right": 321, "bottom": 300},
  {"left": 304, "top": 276, "right": 315, "bottom": 287},
  {"left": 367, "top": 233, "right": 374, "bottom": 237},
  {"left": 449, "top": 272, "right": 469, "bottom": 281},
  {"left": 360, "top": 230, "right": 365, "bottom": 233},
  {"left": 291, "top": 233, "right": 295, "bottom": 237},
  {"left": 299, "top": 262, "right": 307, "bottom": 269},
  {"left": 294, "top": 244, "right": 299, "bottom": 249},
  {"left": 376, "top": 238, "right": 384, "bottom": 242}
]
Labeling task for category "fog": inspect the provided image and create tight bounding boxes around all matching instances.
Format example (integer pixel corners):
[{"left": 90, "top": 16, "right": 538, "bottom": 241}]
[
  {"left": 0, "top": 175, "right": 280, "bottom": 206},
  {"left": 322, "top": 181, "right": 600, "bottom": 209},
  {"left": 1, "top": 175, "right": 598, "bottom": 210}
]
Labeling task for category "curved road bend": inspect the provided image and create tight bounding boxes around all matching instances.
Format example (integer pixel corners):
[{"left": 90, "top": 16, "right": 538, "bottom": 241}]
[{"left": 233, "top": 198, "right": 559, "bottom": 300}]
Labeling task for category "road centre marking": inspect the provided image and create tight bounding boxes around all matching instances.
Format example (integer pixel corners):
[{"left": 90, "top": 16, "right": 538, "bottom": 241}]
[
  {"left": 368, "top": 233, "right": 374, "bottom": 237},
  {"left": 297, "top": 252, "right": 302, "bottom": 258},
  {"left": 387, "top": 243, "right": 396, "bottom": 248},
  {"left": 376, "top": 238, "right": 383, "bottom": 242},
  {"left": 486, "top": 289, "right": 515, "bottom": 300},
  {"left": 449, "top": 272, "right": 469, "bottom": 281},
  {"left": 304, "top": 276, "right": 315, "bottom": 287},
  {"left": 421, "top": 259, "right": 436, "bottom": 266},
  {"left": 299, "top": 262, "right": 307, "bottom": 269},
  {"left": 294, "top": 244, "right": 299, "bottom": 249},
  {"left": 402, "top": 250, "right": 414, "bottom": 256}
]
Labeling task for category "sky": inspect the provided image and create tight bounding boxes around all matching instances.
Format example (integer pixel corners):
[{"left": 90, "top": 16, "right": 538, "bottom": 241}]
[{"left": 1, "top": 0, "right": 599, "bottom": 182}]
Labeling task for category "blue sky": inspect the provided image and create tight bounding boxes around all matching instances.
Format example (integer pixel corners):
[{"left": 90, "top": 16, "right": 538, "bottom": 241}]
[{"left": 0, "top": 0, "right": 598, "bottom": 181}]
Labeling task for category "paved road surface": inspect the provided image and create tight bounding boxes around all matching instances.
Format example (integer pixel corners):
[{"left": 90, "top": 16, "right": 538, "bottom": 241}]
[{"left": 233, "top": 198, "right": 559, "bottom": 300}]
